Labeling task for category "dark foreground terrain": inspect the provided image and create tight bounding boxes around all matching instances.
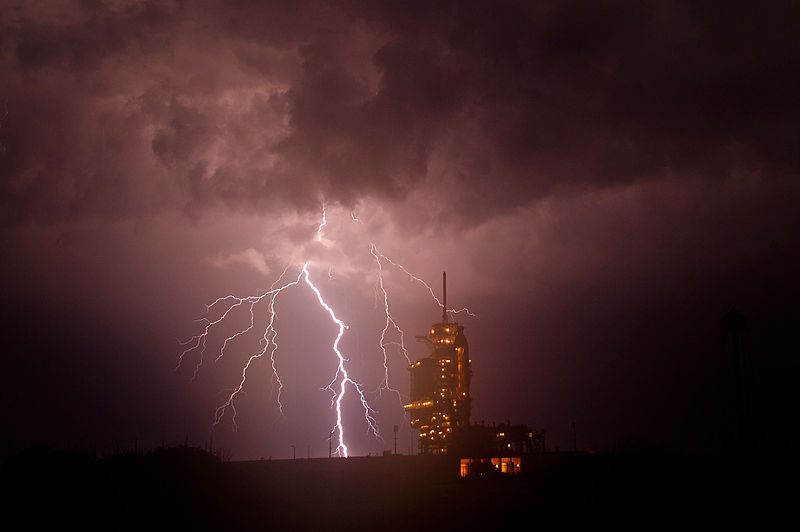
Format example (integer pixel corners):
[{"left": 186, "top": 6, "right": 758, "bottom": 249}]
[{"left": 1, "top": 446, "right": 793, "bottom": 530}]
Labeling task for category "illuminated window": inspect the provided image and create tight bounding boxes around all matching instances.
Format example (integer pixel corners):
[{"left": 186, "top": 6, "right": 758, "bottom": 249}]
[{"left": 460, "top": 459, "right": 471, "bottom": 477}]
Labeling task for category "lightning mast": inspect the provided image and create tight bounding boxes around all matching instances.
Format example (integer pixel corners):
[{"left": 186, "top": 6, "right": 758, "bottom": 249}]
[{"left": 442, "top": 272, "right": 447, "bottom": 323}]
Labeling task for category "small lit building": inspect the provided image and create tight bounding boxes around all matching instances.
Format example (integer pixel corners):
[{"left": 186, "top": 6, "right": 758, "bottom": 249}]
[{"left": 455, "top": 423, "right": 544, "bottom": 477}]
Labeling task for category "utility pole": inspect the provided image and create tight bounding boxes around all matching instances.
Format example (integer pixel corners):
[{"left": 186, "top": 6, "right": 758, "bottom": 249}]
[
  {"left": 393, "top": 425, "right": 398, "bottom": 455},
  {"left": 291, "top": 445, "right": 296, "bottom": 460}
]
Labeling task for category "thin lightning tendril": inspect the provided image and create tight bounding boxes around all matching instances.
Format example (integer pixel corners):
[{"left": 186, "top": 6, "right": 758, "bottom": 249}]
[
  {"left": 178, "top": 295, "right": 259, "bottom": 381},
  {"left": 317, "top": 203, "right": 327, "bottom": 241},
  {"left": 264, "top": 265, "right": 292, "bottom": 415},
  {"left": 371, "top": 247, "right": 480, "bottom": 319},
  {"left": 212, "top": 269, "right": 304, "bottom": 430},
  {"left": 348, "top": 215, "right": 478, "bottom": 319},
  {"left": 370, "top": 243, "right": 410, "bottom": 402}
]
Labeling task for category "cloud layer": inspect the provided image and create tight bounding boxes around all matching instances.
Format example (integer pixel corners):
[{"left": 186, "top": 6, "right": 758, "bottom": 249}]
[{"left": 2, "top": 0, "right": 797, "bottom": 227}]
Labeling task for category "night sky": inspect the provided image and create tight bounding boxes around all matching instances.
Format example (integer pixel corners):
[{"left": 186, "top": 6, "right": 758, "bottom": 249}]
[{"left": 2, "top": 0, "right": 798, "bottom": 460}]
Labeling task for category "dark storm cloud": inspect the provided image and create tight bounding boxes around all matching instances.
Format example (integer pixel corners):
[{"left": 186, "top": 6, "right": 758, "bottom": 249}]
[
  {"left": 278, "top": 39, "right": 464, "bottom": 206},
  {"left": 367, "top": 0, "right": 800, "bottom": 223},
  {"left": 0, "top": 1, "right": 182, "bottom": 224},
  {"left": 12, "top": 1, "right": 176, "bottom": 70},
  {"left": 2, "top": 0, "right": 798, "bottom": 226}
]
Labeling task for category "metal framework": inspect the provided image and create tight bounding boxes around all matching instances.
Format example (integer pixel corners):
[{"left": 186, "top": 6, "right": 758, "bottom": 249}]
[{"left": 405, "top": 273, "right": 472, "bottom": 454}]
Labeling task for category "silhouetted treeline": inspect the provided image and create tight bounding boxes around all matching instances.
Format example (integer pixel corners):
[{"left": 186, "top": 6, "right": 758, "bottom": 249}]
[
  {"left": 1, "top": 446, "right": 793, "bottom": 530},
  {"left": 2, "top": 445, "right": 235, "bottom": 530}
]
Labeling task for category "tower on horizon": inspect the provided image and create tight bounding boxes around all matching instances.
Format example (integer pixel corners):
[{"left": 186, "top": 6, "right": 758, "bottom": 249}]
[{"left": 405, "top": 272, "right": 472, "bottom": 454}]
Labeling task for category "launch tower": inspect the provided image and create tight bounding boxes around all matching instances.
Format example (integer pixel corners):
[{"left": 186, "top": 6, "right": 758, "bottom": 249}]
[{"left": 405, "top": 272, "right": 472, "bottom": 454}]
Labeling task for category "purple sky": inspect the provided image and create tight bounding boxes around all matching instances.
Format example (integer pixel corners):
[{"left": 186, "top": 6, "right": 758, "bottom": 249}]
[{"left": 2, "top": 0, "right": 799, "bottom": 459}]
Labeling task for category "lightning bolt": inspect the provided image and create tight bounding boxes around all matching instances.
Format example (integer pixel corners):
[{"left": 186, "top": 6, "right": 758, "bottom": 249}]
[
  {"left": 302, "top": 263, "right": 378, "bottom": 457},
  {"left": 179, "top": 203, "right": 476, "bottom": 457}
]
